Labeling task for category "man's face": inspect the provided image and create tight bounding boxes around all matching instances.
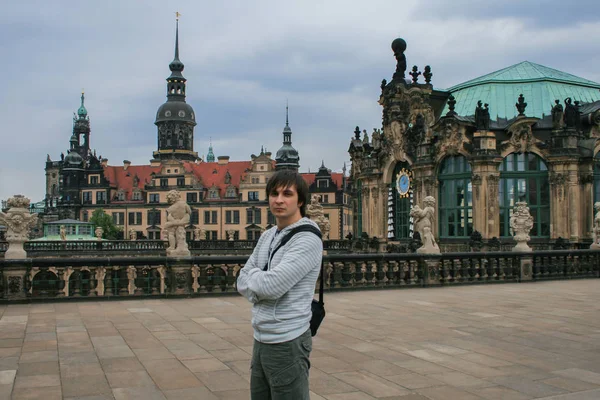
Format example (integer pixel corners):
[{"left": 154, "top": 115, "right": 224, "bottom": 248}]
[{"left": 269, "top": 184, "right": 302, "bottom": 222}]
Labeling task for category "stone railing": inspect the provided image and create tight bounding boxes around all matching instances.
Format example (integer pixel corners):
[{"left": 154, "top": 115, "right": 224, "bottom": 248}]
[
  {"left": 0, "top": 249, "right": 597, "bottom": 301},
  {"left": 0, "top": 239, "right": 354, "bottom": 257}
]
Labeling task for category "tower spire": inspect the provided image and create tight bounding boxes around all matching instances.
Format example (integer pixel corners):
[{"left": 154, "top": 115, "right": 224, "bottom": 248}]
[{"left": 286, "top": 100, "right": 289, "bottom": 127}]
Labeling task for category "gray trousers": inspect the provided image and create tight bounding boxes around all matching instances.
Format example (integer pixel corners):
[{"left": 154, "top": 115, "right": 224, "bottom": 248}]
[{"left": 250, "top": 329, "right": 312, "bottom": 400}]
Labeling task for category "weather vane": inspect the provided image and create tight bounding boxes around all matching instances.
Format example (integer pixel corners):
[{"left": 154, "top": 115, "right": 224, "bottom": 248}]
[{"left": 175, "top": 11, "right": 181, "bottom": 20}]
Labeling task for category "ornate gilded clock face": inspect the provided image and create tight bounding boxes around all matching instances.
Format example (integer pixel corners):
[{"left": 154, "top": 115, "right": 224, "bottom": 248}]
[{"left": 395, "top": 168, "right": 412, "bottom": 198}]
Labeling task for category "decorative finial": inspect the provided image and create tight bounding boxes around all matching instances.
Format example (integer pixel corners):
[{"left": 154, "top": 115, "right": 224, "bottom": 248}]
[
  {"left": 391, "top": 38, "right": 407, "bottom": 81},
  {"left": 516, "top": 94, "right": 527, "bottom": 116},
  {"left": 286, "top": 101, "right": 289, "bottom": 127},
  {"left": 446, "top": 94, "right": 457, "bottom": 116},
  {"left": 423, "top": 65, "right": 432, "bottom": 84},
  {"left": 175, "top": 11, "right": 181, "bottom": 20},
  {"left": 354, "top": 126, "right": 361, "bottom": 140},
  {"left": 409, "top": 66, "right": 421, "bottom": 84}
]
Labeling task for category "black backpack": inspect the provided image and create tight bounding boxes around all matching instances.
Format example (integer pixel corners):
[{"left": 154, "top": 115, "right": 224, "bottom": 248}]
[{"left": 263, "top": 225, "right": 326, "bottom": 337}]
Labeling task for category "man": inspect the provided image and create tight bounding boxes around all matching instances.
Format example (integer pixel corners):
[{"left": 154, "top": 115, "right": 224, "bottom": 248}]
[{"left": 237, "top": 170, "right": 323, "bottom": 399}]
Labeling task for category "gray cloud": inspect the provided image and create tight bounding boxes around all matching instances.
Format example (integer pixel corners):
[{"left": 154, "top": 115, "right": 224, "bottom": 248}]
[{"left": 1, "top": 0, "right": 598, "bottom": 202}]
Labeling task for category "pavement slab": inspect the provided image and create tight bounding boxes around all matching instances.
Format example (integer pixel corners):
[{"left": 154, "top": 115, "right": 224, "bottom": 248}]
[{"left": 0, "top": 279, "right": 598, "bottom": 399}]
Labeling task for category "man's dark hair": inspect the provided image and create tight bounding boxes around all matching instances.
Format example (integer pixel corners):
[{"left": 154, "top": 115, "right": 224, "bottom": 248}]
[{"left": 266, "top": 170, "right": 309, "bottom": 217}]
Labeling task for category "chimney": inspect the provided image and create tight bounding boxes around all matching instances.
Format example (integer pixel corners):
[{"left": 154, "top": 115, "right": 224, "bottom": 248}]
[
  {"left": 101, "top": 158, "right": 108, "bottom": 167},
  {"left": 123, "top": 160, "right": 131, "bottom": 171},
  {"left": 217, "top": 156, "right": 230, "bottom": 165}
]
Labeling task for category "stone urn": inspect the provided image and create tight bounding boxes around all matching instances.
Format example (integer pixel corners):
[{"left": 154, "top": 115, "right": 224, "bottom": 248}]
[
  {"left": 0, "top": 195, "right": 38, "bottom": 259},
  {"left": 510, "top": 202, "right": 534, "bottom": 252}
]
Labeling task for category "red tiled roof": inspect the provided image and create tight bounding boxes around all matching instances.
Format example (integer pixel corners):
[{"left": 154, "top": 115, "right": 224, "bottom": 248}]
[
  {"left": 102, "top": 162, "right": 345, "bottom": 200},
  {"left": 301, "top": 172, "right": 344, "bottom": 189},
  {"left": 103, "top": 165, "right": 162, "bottom": 200},
  {"left": 102, "top": 161, "right": 252, "bottom": 200},
  {"left": 183, "top": 161, "right": 252, "bottom": 189}
]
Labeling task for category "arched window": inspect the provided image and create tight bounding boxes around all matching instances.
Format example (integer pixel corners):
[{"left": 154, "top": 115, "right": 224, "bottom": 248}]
[
  {"left": 594, "top": 152, "right": 600, "bottom": 204},
  {"left": 499, "top": 152, "right": 549, "bottom": 237},
  {"left": 389, "top": 162, "right": 413, "bottom": 240},
  {"left": 438, "top": 156, "right": 473, "bottom": 238}
]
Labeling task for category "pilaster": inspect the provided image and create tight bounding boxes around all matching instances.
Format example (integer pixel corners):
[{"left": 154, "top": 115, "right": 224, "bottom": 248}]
[{"left": 471, "top": 131, "right": 502, "bottom": 239}]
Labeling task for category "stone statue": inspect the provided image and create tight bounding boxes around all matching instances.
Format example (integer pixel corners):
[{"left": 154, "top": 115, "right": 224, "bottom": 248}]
[
  {"left": 391, "top": 38, "right": 407, "bottom": 80},
  {"left": 410, "top": 196, "right": 440, "bottom": 254},
  {"left": 227, "top": 229, "right": 236, "bottom": 241},
  {"left": 306, "top": 194, "right": 330, "bottom": 239},
  {"left": 128, "top": 228, "right": 137, "bottom": 241},
  {"left": 510, "top": 202, "right": 534, "bottom": 252},
  {"left": 95, "top": 226, "right": 103, "bottom": 241},
  {"left": 194, "top": 226, "right": 205, "bottom": 241},
  {"left": 164, "top": 190, "right": 191, "bottom": 257},
  {"left": 60, "top": 225, "right": 67, "bottom": 241},
  {"left": 371, "top": 129, "right": 382, "bottom": 149},
  {"left": 475, "top": 100, "right": 490, "bottom": 131},
  {"left": 551, "top": 100, "right": 564, "bottom": 129},
  {"left": 591, "top": 202, "right": 600, "bottom": 249},
  {"left": 0, "top": 195, "right": 38, "bottom": 259},
  {"left": 563, "top": 97, "right": 579, "bottom": 129}
]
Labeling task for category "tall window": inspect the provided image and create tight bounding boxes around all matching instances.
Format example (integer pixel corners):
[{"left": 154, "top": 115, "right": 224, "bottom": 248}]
[
  {"left": 438, "top": 156, "right": 472, "bottom": 238},
  {"left": 247, "top": 208, "right": 261, "bottom": 224},
  {"left": 594, "top": 152, "right": 600, "bottom": 204},
  {"left": 82, "top": 192, "right": 92, "bottom": 205},
  {"left": 187, "top": 193, "right": 198, "bottom": 203},
  {"left": 146, "top": 210, "right": 160, "bottom": 226},
  {"left": 204, "top": 210, "right": 217, "bottom": 224},
  {"left": 96, "top": 191, "right": 106, "bottom": 205},
  {"left": 248, "top": 191, "right": 259, "bottom": 201},
  {"left": 129, "top": 212, "right": 143, "bottom": 225},
  {"left": 190, "top": 209, "right": 199, "bottom": 225},
  {"left": 149, "top": 194, "right": 160, "bottom": 203},
  {"left": 112, "top": 212, "right": 125, "bottom": 225},
  {"left": 226, "top": 210, "right": 240, "bottom": 224},
  {"left": 390, "top": 162, "right": 412, "bottom": 240},
  {"left": 499, "top": 152, "right": 549, "bottom": 237}
]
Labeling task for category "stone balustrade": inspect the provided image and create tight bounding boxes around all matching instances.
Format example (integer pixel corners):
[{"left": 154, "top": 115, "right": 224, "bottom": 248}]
[{"left": 0, "top": 249, "right": 597, "bottom": 301}]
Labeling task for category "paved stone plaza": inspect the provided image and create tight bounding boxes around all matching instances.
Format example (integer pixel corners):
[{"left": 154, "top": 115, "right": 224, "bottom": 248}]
[{"left": 0, "top": 280, "right": 599, "bottom": 400}]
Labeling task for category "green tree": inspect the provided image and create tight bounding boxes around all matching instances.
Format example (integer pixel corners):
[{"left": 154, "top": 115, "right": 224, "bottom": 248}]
[{"left": 90, "top": 209, "right": 121, "bottom": 240}]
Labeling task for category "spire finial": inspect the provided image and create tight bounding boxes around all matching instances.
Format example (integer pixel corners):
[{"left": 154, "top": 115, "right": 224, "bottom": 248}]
[
  {"left": 174, "top": 13, "right": 180, "bottom": 61},
  {"left": 286, "top": 100, "right": 289, "bottom": 127}
]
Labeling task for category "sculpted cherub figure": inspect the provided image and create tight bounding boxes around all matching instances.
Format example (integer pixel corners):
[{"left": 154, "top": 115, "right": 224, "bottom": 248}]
[{"left": 410, "top": 196, "right": 440, "bottom": 254}]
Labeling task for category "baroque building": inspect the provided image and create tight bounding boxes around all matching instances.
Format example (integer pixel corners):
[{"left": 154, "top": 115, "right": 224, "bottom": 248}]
[
  {"left": 43, "top": 20, "right": 352, "bottom": 241},
  {"left": 350, "top": 38, "right": 600, "bottom": 248}
]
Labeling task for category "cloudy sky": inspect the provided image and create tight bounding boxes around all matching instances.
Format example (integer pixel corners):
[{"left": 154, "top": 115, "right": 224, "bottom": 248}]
[{"left": 1, "top": 0, "right": 599, "bottom": 203}]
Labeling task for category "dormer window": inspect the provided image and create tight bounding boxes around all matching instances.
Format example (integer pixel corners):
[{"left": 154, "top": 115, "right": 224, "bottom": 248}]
[
  {"left": 208, "top": 188, "right": 220, "bottom": 199},
  {"left": 225, "top": 187, "right": 237, "bottom": 198},
  {"left": 318, "top": 180, "right": 329, "bottom": 188},
  {"left": 116, "top": 190, "right": 126, "bottom": 201},
  {"left": 132, "top": 190, "right": 142, "bottom": 201}
]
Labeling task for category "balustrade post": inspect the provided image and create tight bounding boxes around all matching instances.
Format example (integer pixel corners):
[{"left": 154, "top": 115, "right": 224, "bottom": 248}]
[
  {"left": 2, "top": 262, "right": 28, "bottom": 300},
  {"left": 518, "top": 254, "right": 533, "bottom": 281},
  {"left": 169, "top": 259, "right": 191, "bottom": 295},
  {"left": 422, "top": 256, "right": 441, "bottom": 286}
]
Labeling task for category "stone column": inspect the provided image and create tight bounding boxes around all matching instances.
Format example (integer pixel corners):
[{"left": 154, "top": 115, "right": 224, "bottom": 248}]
[
  {"left": 548, "top": 158, "right": 580, "bottom": 241},
  {"left": 471, "top": 131, "right": 502, "bottom": 240}
]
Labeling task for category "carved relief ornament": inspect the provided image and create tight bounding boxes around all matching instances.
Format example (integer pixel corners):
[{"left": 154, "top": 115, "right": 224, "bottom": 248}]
[{"left": 501, "top": 121, "right": 542, "bottom": 154}]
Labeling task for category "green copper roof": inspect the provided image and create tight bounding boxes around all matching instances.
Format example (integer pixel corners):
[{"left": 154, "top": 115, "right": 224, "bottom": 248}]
[
  {"left": 443, "top": 61, "right": 600, "bottom": 120},
  {"left": 77, "top": 92, "right": 88, "bottom": 117}
]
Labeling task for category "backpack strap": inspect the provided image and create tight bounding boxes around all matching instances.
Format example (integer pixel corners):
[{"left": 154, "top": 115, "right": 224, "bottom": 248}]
[{"left": 264, "top": 225, "right": 322, "bottom": 270}]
